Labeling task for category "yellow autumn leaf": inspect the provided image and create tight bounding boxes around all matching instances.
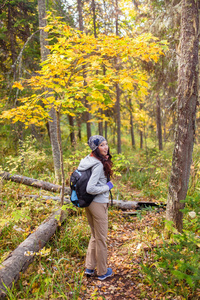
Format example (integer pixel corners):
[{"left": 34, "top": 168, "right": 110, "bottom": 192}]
[{"left": 12, "top": 81, "right": 24, "bottom": 90}]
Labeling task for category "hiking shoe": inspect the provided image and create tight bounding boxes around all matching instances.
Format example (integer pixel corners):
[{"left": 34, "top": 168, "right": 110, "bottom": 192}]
[
  {"left": 97, "top": 268, "right": 112, "bottom": 280},
  {"left": 85, "top": 268, "right": 95, "bottom": 275}
]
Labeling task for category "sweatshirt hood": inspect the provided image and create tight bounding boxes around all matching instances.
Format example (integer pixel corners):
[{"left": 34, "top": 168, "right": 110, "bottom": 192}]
[{"left": 78, "top": 154, "right": 101, "bottom": 171}]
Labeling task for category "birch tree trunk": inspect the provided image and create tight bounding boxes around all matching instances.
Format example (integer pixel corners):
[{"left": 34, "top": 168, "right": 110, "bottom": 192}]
[
  {"left": 38, "top": 0, "right": 61, "bottom": 184},
  {"left": 166, "top": 0, "right": 199, "bottom": 232}
]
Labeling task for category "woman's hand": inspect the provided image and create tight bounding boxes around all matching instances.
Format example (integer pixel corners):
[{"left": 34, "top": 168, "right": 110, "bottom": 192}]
[{"left": 106, "top": 181, "right": 114, "bottom": 190}]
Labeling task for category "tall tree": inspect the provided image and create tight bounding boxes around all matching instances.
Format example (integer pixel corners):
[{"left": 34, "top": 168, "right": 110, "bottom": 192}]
[
  {"left": 38, "top": 0, "right": 61, "bottom": 183},
  {"left": 0, "top": 0, "right": 39, "bottom": 150},
  {"left": 166, "top": 0, "right": 200, "bottom": 232},
  {"left": 77, "top": 0, "right": 92, "bottom": 140},
  {"left": 0, "top": 0, "right": 39, "bottom": 101},
  {"left": 115, "top": 0, "right": 121, "bottom": 153}
]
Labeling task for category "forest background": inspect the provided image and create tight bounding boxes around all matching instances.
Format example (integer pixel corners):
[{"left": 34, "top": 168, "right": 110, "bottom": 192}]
[{"left": 0, "top": 0, "right": 200, "bottom": 299}]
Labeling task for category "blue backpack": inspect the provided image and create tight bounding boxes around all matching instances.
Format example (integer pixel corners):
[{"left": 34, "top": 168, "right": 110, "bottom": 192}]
[{"left": 70, "top": 168, "right": 96, "bottom": 207}]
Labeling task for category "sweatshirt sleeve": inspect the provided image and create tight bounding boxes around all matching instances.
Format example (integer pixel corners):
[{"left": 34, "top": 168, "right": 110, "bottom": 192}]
[{"left": 86, "top": 163, "right": 109, "bottom": 195}]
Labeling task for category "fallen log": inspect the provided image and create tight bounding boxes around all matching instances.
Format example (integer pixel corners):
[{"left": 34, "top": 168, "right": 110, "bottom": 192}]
[
  {"left": 20, "top": 194, "right": 165, "bottom": 210},
  {"left": 1, "top": 172, "right": 164, "bottom": 210},
  {"left": 112, "top": 199, "right": 139, "bottom": 209},
  {"left": 20, "top": 194, "right": 139, "bottom": 209},
  {"left": 0, "top": 172, "right": 70, "bottom": 194},
  {"left": 19, "top": 194, "right": 71, "bottom": 204},
  {"left": 0, "top": 210, "right": 66, "bottom": 299}
]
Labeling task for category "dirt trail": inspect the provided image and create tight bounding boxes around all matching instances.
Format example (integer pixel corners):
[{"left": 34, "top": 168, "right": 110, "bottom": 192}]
[{"left": 80, "top": 209, "right": 165, "bottom": 299}]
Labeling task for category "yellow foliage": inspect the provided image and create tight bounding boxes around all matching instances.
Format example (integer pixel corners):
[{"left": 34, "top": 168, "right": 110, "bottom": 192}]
[
  {"left": 12, "top": 82, "right": 24, "bottom": 90},
  {"left": 0, "top": 13, "right": 168, "bottom": 126}
]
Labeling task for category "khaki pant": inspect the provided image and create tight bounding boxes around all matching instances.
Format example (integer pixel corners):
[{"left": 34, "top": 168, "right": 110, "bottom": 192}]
[{"left": 85, "top": 202, "right": 108, "bottom": 276}]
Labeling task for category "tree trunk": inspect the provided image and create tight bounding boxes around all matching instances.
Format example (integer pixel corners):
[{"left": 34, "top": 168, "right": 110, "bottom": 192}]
[
  {"left": 77, "top": 117, "right": 82, "bottom": 141},
  {"left": 1, "top": 172, "right": 70, "bottom": 194},
  {"left": 92, "top": 0, "right": 97, "bottom": 38},
  {"left": 38, "top": 0, "right": 49, "bottom": 62},
  {"left": 86, "top": 115, "right": 92, "bottom": 139},
  {"left": 105, "top": 120, "right": 108, "bottom": 140},
  {"left": 56, "top": 109, "right": 65, "bottom": 206},
  {"left": 166, "top": 0, "right": 199, "bottom": 232},
  {"left": 129, "top": 98, "right": 135, "bottom": 148},
  {"left": 48, "top": 107, "right": 61, "bottom": 183},
  {"left": 98, "top": 108, "right": 103, "bottom": 136},
  {"left": 116, "top": 83, "right": 121, "bottom": 153},
  {"left": 163, "top": 110, "right": 167, "bottom": 143},
  {"left": 98, "top": 120, "right": 103, "bottom": 136},
  {"left": 77, "top": 0, "right": 84, "bottom": 32},
  {"left": 38, "top": 0, "right": 61, "bottom": 184},
  {"left": 115, "top": 0, "right": 121, "bottom": 154},
  {"left": 92, "top": 0, "right": 104, "bottom": 136},
  {"left": 130, "top": 112, "right": 135, "bottom": 148},
  {"left": 8, "top": 4, "right": 17, "bottom": 76},
  {"left": 68, "top": 115, "right": 75, "bottom": 145},
  {"left": 0, "top": 210, "right": 66, "bottom": 298},
  {"left": 156, "top": 94, "right": 163, "bottom": 150},
  {"left": 140, "top": 130, "right": 143, "bottom": 149},
  {"left": 84, "top": 75, "right": 91, "bottom": 140},
  {"left": 77, "top": 1, "right": 91, "bottom": 140}
]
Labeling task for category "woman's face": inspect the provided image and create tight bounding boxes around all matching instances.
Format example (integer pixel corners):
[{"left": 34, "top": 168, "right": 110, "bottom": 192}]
[{"left": 98, "top": 141, "right": 109, "bottom": 157}]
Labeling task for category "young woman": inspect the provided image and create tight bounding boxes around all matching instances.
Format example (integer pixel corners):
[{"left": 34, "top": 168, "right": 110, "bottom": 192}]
[{"left": 78, "top": 135, "right": 114, "bottom": 280}]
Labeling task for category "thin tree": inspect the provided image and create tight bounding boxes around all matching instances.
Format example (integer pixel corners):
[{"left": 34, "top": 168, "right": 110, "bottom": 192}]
[
  {"left": 156, "top": 94, "right": 163, "bottom": 150},
  {"left": 166, "top": 0, "right": 200, "bottom": 232},
  {"left": 129, "top": 98, "right": 136, "bottom": 148},
  {"left": 115, "top": 0, "right": 121, "bottom": 153},
  {"left": 38, "top": 0, "right": 61, "bottom": 183},
  {"left": 77, "top": 0, "right": 91, "bottom": 140}
]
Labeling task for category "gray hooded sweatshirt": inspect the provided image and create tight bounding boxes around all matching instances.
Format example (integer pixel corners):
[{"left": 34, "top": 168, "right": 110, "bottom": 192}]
[{"left": 78, "top": 154, "right": 110, "bottom": 203}]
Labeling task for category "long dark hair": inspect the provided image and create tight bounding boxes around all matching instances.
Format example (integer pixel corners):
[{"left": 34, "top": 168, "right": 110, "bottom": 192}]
[{"left": 92, "top": 147, "right": 113, "bottom": 178}]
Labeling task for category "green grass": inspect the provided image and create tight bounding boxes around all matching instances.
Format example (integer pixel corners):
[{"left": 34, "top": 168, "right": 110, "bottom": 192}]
[
  {"left": 1, "top": 208, "right": 88, "bottom": 299},
  {"left": 1, "top": 133, "right": 200, "bottom": 299}
]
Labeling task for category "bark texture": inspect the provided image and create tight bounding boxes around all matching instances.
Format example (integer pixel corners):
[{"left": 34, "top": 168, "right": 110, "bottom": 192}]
[
  {"left": 0, "top": 210, "right": 66, "bottom": 298},
  {"left": 77, "top": 0, "right": 84, "bottom": 32},
  {"left": 166, "top": 0, "right": 199, "bottom": 232},
  {"left": 38, "top": 0, "right": 49, "bottom": 61}
]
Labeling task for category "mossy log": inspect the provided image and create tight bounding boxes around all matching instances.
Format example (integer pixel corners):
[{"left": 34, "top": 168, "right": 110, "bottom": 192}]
[{"left": 0, "top": 210, "right": 66, "bottom": 299}]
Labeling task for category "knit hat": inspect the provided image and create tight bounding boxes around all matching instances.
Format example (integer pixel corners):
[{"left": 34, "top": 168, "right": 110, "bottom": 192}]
[{"left": 88, "top": 135, "right": 106, "bottom": 151}]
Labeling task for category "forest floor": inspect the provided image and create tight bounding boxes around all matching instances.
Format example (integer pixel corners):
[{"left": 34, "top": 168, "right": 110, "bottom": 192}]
[
  {"left": 2, "top": 181, "right": 198, "bottom": 300},
  {"left": 78, "top": 207, "right": 166, "bottom": 300}
]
